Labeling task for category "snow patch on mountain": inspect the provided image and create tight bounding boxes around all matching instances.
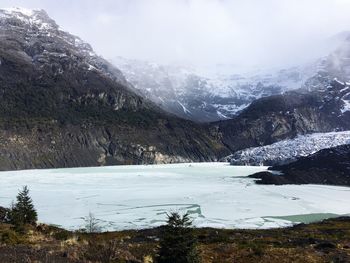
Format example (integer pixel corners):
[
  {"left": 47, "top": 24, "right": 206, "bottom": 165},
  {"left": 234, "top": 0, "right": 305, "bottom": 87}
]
[
  {"left": 341, "top": 99, "right": 350, "bottom": 113},
  {"left": 334, "top": 79, "right": 350, "bottom": 114},
  {"left": 178, "top": 101, "right": 191, "bottom": 114},
  {"left": 1, "top": 7, "right": 55, "bottom": 30},
  {"left": 225, "top": 131, "right": 350, "bottom": 166},
  {"left": 2, "top": 7, "right": 35, "bottom": 16}
]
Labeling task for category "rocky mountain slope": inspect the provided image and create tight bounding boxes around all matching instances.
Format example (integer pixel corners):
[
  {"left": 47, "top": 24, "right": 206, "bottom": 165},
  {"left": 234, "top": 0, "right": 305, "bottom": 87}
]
[
  {"left": 112, "top": 57, "right": 319, "bottom": 122},
  {"left": 250, "top": 144, "right": 350, "bottom": 186},
  {"left": 0, "top": 8, "right": 229, "bottom": 170},
  {"left": 215, "top": 75, "right": 350, "bottom": 152},
  {"left": 225, "top": 131, "right": 350, "bottom": 166}
]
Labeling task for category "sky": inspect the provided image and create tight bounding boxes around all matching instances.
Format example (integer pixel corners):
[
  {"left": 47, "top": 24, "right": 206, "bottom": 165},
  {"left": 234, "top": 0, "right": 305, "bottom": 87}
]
[{"left": 1, "top": 0, "right": 350, "bottom": 71}]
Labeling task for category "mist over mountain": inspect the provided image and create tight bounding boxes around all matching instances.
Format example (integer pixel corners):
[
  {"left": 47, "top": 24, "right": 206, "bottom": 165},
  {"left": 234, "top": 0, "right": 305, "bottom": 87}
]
[
  {"left": 109, "top": 30, "right": 350, "bottom": 122},
  {"left": 3, "top": 0, "right": 350, "bottom": 70},
  {"left": 111, "top": 56, "right": 323, "bottom": 122}
]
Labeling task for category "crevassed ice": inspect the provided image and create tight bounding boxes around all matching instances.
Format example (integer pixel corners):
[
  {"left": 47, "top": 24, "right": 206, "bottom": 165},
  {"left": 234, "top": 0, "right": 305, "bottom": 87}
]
[{"left": 228, "top": 131, "right": 350, "bottom": 165}]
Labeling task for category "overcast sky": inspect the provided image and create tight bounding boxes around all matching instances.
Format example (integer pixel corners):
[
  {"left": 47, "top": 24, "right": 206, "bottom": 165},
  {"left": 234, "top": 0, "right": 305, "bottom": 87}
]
[{"left": 1, "top": 0, "right": 350, "bottom": 70}]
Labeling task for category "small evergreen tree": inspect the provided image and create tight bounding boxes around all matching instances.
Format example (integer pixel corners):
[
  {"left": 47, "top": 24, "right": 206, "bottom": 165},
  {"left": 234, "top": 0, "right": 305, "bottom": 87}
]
[
  {"left": 156, "top": 212, "right": 200, "bottom": 263},
  {"left": 10, "top": 186, "right": 37, "bottom": 226}
]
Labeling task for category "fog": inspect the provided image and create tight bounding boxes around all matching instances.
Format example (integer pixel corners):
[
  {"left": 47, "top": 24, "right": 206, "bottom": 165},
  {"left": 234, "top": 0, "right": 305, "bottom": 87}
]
[{"left": 1, "top": 0, "right": 350, "bottom": 71}]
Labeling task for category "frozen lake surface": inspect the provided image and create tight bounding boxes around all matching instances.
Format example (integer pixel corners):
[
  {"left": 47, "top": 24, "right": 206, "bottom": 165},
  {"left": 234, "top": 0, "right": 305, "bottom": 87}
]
[{"left": 0, "top": 163, "right": 349, "bottom": 231}]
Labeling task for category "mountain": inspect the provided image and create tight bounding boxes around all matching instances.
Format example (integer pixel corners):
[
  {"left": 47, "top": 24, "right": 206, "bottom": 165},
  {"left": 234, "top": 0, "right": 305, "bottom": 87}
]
[
  {"left": 215, "top": 74, "right": 350, "bottom": 152},
  {"left": 111, "top": 57, "right": 320, "bottom": 122},
  {"left": 111, "top": 32, "right": 350, "bottom": 152},
  {"left": 250, "top": 144, "right": 350, "bottom": 186},
  {"left": 225, "top": 131, "right": 350, "bottom": 166},
  {"left": 0, "top": 8, "right": 229, "bottom": 170}
]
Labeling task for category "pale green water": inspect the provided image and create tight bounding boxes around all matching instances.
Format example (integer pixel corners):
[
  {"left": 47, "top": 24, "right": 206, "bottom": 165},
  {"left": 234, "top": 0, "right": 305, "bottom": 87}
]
[{"left": 266, "top": 213, "right": 349, "bottom": 224}]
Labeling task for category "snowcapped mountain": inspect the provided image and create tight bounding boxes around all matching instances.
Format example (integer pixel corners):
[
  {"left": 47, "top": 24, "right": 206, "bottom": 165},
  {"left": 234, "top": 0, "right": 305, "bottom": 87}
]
[
  {"left": 110, "top": 31, "right": 350, "bottom": 123},
  {"left": 225, "top": 131, "right": 350, "bottom": 166},
  {"left": 0, "top": 7, "right": 130, "bottom": 88},
  {"left": 111, "top": 56, "right": 322, "bottom": 122}
]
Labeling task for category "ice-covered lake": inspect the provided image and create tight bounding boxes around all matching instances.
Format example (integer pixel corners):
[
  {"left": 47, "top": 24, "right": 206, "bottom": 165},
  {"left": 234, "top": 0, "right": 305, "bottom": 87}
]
[{"left": 0, "top": 163, "right": 350, "bottom": 231}]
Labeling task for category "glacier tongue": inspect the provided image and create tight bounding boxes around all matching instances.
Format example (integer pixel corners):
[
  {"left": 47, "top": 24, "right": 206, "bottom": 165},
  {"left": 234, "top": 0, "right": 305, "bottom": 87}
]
[{"left": 227, "top": 131, "right": 350, "bottom": 166}]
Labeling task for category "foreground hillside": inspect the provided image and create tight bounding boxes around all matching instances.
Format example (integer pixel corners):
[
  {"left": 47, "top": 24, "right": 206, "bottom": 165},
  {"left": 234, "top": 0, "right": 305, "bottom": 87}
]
[
  {"left": 0, "top": 8, "right": 228, "bottom": 170},
  {"left": 0, "top": 217, "right": 349, "bottom": 262}
]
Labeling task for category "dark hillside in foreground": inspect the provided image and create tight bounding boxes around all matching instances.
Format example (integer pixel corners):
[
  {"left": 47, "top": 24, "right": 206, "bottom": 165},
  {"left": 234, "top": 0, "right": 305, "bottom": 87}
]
[{"left": 1, "top": 216, "right": 350, "bottom": 262}]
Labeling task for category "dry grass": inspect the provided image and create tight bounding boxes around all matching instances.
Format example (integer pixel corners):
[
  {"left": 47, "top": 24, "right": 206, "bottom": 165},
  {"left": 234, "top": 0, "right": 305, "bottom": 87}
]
[{"left": 0, "top": 217, "right": 349, "bottom": 262}]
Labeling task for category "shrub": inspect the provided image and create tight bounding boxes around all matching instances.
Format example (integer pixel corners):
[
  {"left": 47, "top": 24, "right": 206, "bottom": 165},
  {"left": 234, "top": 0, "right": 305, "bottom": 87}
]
[
  {"left": 83, "top": 239, "right": 120, "bottom": 263},
  {"left": 0, "top": 229, "right": 22, "bottom": 245},
  {"left": 0, "top": 206, "right": 10, "bottom": 223},
  {"left": 83, "top": 212, "right": 102, "bottom": 233}
]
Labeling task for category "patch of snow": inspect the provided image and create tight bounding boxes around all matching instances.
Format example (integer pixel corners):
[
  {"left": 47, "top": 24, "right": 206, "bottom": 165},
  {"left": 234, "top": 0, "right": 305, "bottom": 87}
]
[
  {"left": 1, "top": 7, "right": 54, "bottom": 31},
  {"left": 216, "top": 111, "right": 229, "bottom": 119},
  {"left": 334, "top": 77, "right": 345, "bottom": 85},
  {"left": 87, "top": 64, "right": 97, "bottom": 71},
  {"left": 340, "top": 86, "right": 350, "bottom": 93},
  {"left": 341, "top": 99, "right": 350, "bottom": 113},
  {"left": 177, "top": 101, "right": 191, "bottom": 114},
  {"left": 2, "top": 7, "right": 35, "bottom": 17}
]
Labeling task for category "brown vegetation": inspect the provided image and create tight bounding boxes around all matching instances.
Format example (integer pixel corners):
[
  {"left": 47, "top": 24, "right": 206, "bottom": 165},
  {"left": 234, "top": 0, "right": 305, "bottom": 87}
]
[{"left": 0, "top": 217, "right": 349, "bottom": 262}]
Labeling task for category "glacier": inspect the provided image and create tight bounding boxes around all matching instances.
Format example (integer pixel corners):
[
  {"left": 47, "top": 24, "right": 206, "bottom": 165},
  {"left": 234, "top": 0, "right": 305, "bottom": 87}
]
[
  {"left": 226, "top": 131, "right": 350, "bottom": 166},
  {"left": 0, "top": 163, "right": 349, "bottom": 231}
]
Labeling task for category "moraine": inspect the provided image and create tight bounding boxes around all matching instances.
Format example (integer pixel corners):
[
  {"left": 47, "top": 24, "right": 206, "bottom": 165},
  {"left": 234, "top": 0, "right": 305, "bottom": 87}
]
[{"left": 0, "top": 163, "right": 349, "bottom": 231}]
